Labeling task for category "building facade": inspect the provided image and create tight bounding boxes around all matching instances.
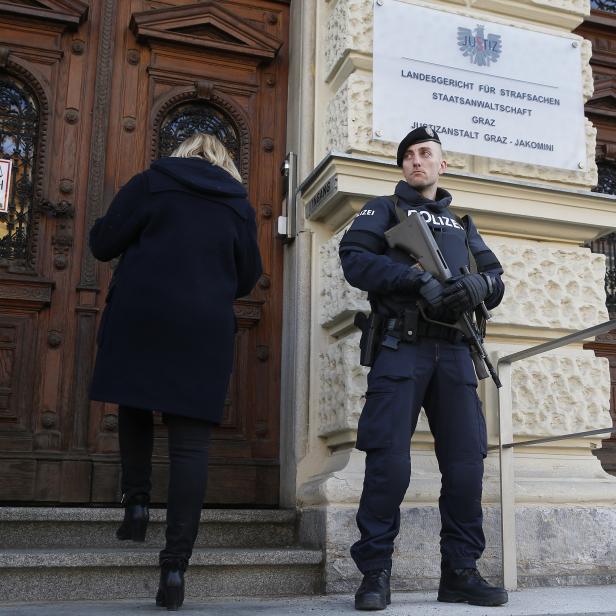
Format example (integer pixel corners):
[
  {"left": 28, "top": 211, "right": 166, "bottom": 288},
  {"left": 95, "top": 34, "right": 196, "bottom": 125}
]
[
  {"left": 288, "top": 0, "right": 616, "bottom": 591},
  {"left": 1, "top": 0, "right": 616, "bottom": 593}
]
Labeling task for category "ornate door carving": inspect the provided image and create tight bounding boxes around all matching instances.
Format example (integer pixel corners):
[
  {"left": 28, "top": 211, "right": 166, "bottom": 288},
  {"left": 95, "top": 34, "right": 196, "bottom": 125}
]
[
  {"left": 0, "top": 0, "right": 90, "bottom": 501},
  {"left": 0, "top": 0, "right": 288, "bottom": 505}
]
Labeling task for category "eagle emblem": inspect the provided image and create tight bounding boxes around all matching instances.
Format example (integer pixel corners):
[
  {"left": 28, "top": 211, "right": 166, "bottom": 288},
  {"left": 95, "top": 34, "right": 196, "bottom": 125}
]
[{"left": 457, "top": 25, "right": 501, "bottom": 67}]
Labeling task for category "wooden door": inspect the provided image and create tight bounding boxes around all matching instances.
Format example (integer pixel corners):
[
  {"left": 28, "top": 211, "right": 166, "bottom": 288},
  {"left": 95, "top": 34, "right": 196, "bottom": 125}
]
[{"left": 0, "top": 0, "right": 288, "bottom": 506}]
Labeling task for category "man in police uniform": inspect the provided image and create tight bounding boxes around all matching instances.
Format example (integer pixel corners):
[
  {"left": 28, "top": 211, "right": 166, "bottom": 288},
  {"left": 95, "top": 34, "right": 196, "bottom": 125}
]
[{"left": 339, "top": 126, "right": 507, "bottom": 611}]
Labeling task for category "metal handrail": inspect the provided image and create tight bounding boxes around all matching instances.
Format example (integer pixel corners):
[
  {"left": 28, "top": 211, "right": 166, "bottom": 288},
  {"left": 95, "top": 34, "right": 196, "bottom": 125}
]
[
  {"left": 488, "top": 427, "right": 613, "bottom": 451},
  {"left": 498, "top": 320, "right": 616, "bottom": 365},
  {"left": 495, "top": 319, "right": 616, "bottom": 591}
]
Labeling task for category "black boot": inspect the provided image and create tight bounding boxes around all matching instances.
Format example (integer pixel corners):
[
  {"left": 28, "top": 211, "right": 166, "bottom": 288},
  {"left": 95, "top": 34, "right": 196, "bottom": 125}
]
[
  {"left": 354, "top": 569, "right": 391, "bottom": 611},
  {"left": 438, "top": 568, "right": 508, "bottom": 606},
  {"left": 156, "top": 559, "right": 186, "bottom": 611},
  {"left": 116, "top": 493, "right": 149, "bottom": 542}
]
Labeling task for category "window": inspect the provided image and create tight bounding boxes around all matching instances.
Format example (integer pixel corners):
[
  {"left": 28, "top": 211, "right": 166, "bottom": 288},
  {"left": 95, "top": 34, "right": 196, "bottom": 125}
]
[
  {"left": 158, "top": 102, "right": 240, "bottom": 166},
  {"left": 589, "top": 163, "right": 616, "bottom": 315},
  {"left": 595, "top": 161, "right": 616, "bottom": 195},
  {"left": 591, "top": 0, "right": 616, "bottom": 12},
  {"left": 589, "top": 232, "right": 616, "bottom": 316},
  {"left": 0, "top": 75, "right": 39, "bottom": 262}
]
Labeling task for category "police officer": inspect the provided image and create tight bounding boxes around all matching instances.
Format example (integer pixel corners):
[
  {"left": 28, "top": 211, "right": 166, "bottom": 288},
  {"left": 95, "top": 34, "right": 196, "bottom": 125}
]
[{"left": 339, "top": 126, "right": 507, "bottom": 611}]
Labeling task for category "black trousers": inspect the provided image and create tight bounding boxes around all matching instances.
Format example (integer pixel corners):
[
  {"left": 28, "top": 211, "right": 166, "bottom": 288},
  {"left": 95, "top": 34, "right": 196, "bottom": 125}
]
[
  {"left": 118, "top": 405, "right": 213, "bottom": 567},
  {"left": 351, "top": 338, "right": 487, "bottom": 574}
]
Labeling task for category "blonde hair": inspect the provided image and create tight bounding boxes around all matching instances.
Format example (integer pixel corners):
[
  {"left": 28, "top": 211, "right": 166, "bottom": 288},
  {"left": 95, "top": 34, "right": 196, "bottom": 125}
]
[{"left": 170, "top": 133, "right": 242, "bottom": 183}]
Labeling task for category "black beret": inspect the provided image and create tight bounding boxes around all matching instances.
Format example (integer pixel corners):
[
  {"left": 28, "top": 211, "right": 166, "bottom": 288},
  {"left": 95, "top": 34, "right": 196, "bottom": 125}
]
[{"left": 396, "top": 126, "right": 441, "bottom": 167}]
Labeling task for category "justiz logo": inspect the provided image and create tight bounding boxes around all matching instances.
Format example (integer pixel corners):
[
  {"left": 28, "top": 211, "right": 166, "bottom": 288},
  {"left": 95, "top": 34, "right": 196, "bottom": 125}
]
[{"left": 457, "top": 25, "right": 501, "bottom": 67}]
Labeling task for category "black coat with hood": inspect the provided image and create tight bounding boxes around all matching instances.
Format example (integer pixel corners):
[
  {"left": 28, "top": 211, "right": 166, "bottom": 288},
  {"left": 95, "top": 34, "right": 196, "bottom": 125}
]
[
  {"left": 339, "top": 180, "right": 504, "bottom": 317},
  {"left": 89, "top": 157, "right": 262, "bottom": 422}
]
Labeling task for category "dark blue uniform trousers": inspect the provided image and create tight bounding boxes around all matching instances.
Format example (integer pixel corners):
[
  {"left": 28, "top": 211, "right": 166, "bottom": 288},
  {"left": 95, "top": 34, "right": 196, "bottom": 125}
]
[{"left": 351, "top": 337, "right": 488, "bottom": 574}]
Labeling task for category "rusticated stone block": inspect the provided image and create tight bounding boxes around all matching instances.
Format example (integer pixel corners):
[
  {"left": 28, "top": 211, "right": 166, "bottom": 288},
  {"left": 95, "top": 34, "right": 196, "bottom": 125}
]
[
  {"left": 320, "top": 229, "right": 369, "bottom": 327},
  {"left": 318, "top": 333, "right": 367, "bottom": 437},
  {"left": 324, "top": 0, "right": 372, "bottom": 81},
  {"left": 317, "top": 333, "right": 431, "bottom": 439},
  {"left": 488, "top": 237, "right": 608, "bottom": 330},
  {"left": 581, "top": 38, "right": 594, "bottom": 103},
  {"left": 512, "top": 353, "right": 611, "bottom": 437},
  {"left": 325, "top": 72, "right": 380, "bottom": 156}
]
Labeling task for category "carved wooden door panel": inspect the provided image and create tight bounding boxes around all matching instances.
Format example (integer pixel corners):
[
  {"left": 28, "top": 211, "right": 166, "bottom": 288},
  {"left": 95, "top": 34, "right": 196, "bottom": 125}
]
[
  {"left": 95, "top": 0, "right": 289, "bottom": 505},
  {"left": 0, "top": 0, "right": 93, "bottom": 501},
  {"left": 0, "top": 0, "right": 288, "bottom": 506}
]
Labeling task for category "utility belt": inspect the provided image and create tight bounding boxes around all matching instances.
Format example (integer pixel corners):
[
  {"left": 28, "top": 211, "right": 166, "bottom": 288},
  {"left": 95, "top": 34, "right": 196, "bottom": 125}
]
[
  {"left": 383, "top": 315, "right": 465, "bottom": 346},
  {"left": 354, "top": 308, "right": 465, "bottom": 367}
]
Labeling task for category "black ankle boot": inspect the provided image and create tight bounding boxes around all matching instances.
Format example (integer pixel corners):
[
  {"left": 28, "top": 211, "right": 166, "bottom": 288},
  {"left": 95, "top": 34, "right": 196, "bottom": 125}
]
[
  {"left": 354, "top": 569, "right": 391, "bottom": 610},
  {"left": 156, "top": 560, "right": 186, "bottom": 611},
  {"left": 438, "top": 567, "right": 508, "bottom": 606},
  {"left": 116, "top": 493, "right": 149, "bottom": 542}
]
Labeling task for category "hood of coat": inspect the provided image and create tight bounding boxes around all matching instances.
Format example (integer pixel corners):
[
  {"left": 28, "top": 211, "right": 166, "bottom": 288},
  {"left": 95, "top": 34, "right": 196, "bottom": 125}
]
[
  {"left": 148, "top": 157, "right": 249, "bottom": 219},
  {"left": 394, "top": 180, "right": 453, "bottom": 212},
  {"left": 150, "top": 156, "right": 246, "bottom": 199}
]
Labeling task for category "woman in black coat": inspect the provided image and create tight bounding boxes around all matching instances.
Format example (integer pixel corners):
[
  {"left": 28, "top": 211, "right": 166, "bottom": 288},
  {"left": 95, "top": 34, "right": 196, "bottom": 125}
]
[{"left": 89, "top": 133, "right": 262, "bottom": 610}]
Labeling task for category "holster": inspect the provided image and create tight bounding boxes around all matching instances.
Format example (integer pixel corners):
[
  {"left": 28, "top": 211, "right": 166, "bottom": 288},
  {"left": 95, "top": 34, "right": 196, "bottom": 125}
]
[{"left": 354, "top": 312, "right": 383, "bottom": 367}]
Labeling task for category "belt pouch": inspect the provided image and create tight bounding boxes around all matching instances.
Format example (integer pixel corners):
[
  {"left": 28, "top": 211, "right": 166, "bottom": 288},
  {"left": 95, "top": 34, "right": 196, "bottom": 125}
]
[{"left": 401, "top": 309, "right": 418, "bottom": 343}]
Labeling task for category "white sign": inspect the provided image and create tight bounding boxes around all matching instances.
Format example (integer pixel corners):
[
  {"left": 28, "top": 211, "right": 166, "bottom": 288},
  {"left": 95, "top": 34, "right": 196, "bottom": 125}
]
[
  {"left": 373, "top": 1, "right": 586, "bottom": 170},
  {"left": 0, "top": 160, "right": 11, "bottom": 213}
]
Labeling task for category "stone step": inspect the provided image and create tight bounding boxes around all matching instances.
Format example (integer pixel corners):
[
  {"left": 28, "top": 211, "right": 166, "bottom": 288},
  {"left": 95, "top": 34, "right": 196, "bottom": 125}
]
[
  {"left": 0, "top": 507, "right": 296, "bottom": 549},
  {"left": 0, "top": 547, "right": 324, "bottom": 602}
]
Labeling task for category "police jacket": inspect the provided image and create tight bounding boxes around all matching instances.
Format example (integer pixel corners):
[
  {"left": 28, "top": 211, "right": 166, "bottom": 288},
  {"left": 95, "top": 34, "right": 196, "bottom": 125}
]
[{"left": 339, "top": 180, "right": 504, "bottom": 317}]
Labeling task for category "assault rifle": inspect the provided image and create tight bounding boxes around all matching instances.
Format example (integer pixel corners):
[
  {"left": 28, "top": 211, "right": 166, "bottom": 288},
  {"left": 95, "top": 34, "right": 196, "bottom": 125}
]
[{"left": 385, "top": 211, "right": 501, "bottom": 388}]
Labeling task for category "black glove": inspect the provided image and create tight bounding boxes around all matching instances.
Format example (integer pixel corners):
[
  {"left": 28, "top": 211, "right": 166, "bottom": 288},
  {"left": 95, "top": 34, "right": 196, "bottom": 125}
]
[
  {"left": 417, "top": 272, "right": 447, "bottom": 315},
  {"left": 442, "top": 273, "right": 489, "bottom": 315}
]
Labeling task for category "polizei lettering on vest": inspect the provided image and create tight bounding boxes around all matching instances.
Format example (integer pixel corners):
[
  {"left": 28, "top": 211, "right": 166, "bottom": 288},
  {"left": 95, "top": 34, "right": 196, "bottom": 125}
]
[{"left": 407, "top": 209, "right": 462, "bottom": 229}]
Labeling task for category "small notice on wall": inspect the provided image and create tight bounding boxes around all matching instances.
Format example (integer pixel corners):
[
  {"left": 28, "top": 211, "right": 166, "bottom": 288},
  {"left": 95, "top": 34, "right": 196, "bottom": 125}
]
[
  {"left": 373, "top": 1, "right": 586, "bottom": 170},
  {"left": 0, "top": 160, "right": 12, "bottom": 213}
]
